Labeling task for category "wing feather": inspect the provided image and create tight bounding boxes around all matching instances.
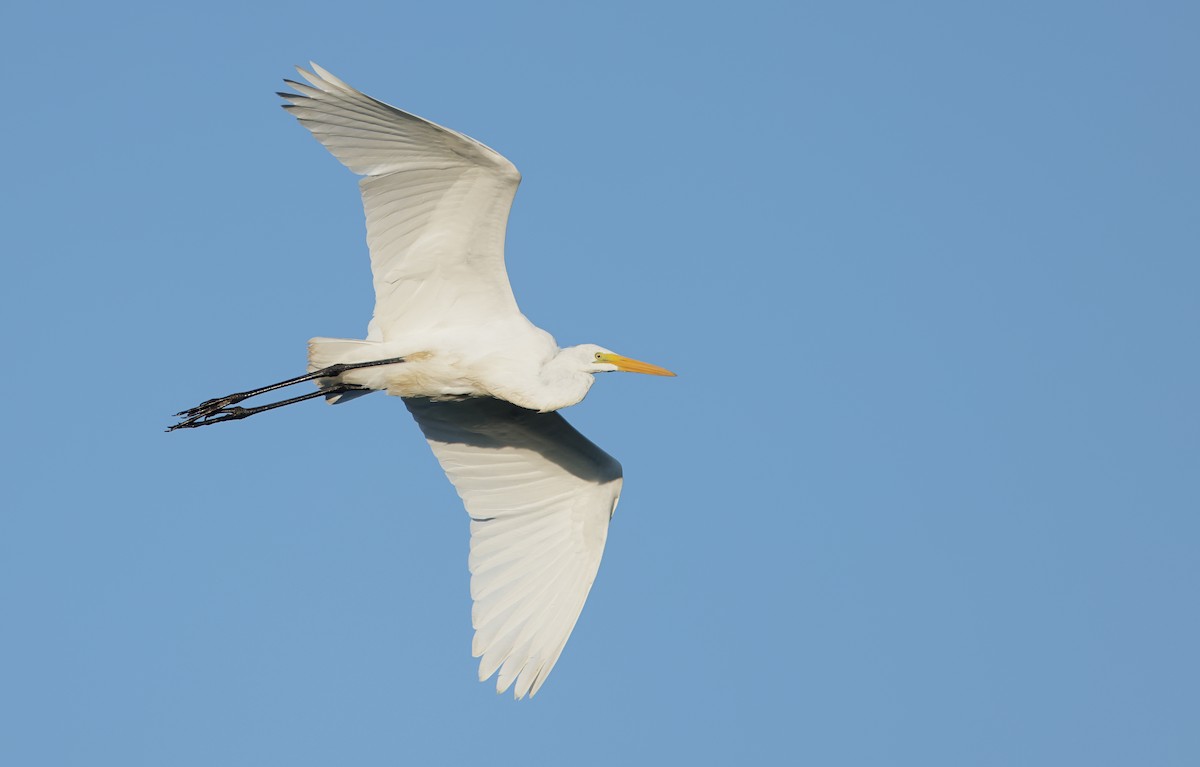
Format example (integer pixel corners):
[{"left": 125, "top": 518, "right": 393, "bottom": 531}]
[
  {"left": 404, "top": 397, "right": 622, "bottom": 699},
  {"left": 281, "top": 64, "right": 523, "bottom": 341}
]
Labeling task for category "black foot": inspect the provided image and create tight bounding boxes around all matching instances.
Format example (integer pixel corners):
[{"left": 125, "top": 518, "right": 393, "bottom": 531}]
[
  {"left": 168, "top": 404, "right": 257, "bottom": 430},
  {"left": 173, "top": 392, "right": 255, "bottom": 422}
]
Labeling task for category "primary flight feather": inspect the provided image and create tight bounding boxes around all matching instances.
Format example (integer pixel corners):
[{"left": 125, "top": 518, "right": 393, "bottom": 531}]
[{"left": 169, "top": 63, "right": 674, "bottom": 699}]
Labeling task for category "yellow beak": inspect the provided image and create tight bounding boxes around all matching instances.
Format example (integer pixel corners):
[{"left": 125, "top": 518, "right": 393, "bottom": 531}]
[{"left": 598, "top": 353, "right": 677, "bottom": 377}]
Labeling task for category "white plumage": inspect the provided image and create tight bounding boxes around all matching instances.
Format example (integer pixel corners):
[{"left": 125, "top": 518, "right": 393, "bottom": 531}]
[
  {"left": 406, "top": 397, "right": 621, "bottom": 698},
  {"left": 171, "top": 64, "right": 673, "bottom": 698}
]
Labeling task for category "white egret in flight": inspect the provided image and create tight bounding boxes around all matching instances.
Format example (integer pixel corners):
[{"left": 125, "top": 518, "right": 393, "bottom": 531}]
[{"left": 170, "top": 64, "right": 675, "bottom": 698}]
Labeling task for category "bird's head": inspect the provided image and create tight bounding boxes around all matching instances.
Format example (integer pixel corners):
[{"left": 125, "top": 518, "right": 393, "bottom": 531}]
[{"left": 571, "top": 344, "right": 676, "bottom": 377}]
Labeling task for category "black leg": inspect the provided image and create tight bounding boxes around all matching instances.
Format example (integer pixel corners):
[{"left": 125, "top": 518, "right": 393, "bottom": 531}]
[
  {"left": 167, "top": 384, "right": 368, "bottom": 431},
  {"left": 168, "top": 356, "right": 406, "bottom": 432}
]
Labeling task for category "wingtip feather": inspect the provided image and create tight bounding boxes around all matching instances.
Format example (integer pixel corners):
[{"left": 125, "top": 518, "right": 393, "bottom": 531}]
[{"left": 309, "top": 61, "right": 344, "bottom": 85}]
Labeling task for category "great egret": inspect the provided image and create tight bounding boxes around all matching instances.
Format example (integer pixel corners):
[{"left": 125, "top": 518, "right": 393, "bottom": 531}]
[{"left": 169, "top": 64, "right": 675, "bottom": 698}]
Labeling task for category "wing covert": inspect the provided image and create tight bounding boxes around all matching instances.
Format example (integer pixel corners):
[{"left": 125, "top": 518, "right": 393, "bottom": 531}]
[{"left": 404, "top": 397, "right": 623, "bottom": 699}]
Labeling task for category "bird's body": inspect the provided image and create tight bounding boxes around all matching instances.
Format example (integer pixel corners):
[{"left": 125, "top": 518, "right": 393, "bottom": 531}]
[
  {"left": 170, "top": 63, "right": 673, "bottom": 699},
  {"left": 308, "top": 318, "right": 599, "bottom": 412}
]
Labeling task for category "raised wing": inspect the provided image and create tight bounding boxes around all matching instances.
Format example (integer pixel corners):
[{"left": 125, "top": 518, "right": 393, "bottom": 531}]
[
  {"left": 404, "top": 397, "right": 623, "bottom": 699},
  {"left": 279, "top": 63, "right": 524, "bottom": 340}
]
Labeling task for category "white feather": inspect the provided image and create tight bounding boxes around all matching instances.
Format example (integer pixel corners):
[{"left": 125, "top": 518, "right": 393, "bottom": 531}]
[{"left": 405, "top": 397, "right": 621, "bottom": 698}]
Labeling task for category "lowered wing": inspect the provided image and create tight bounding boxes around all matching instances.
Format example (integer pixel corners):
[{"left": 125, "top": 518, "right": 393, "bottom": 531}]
[{"left": 405, "top": 397, "right": 623, "bottom": 699}]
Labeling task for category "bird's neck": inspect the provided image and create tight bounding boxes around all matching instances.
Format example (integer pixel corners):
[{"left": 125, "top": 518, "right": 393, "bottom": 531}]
[{"left": 524, "top": 352, "right": 594, "bottom": 412}]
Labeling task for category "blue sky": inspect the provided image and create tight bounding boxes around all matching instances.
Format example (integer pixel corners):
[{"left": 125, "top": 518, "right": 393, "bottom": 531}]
[{"left": 3, "top": 1, "right": 1198, "bottom": 764}]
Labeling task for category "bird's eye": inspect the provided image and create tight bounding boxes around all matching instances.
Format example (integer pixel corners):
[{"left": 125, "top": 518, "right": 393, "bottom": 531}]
[{"left": 594, "top": 352, "right": 603, "bottom": 360}]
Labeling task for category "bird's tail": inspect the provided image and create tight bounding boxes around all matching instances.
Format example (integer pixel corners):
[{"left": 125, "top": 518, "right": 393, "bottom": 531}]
[{"left": 308, "top": 337, "right": 383, "bottom": 404}]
